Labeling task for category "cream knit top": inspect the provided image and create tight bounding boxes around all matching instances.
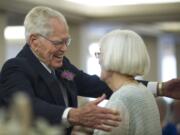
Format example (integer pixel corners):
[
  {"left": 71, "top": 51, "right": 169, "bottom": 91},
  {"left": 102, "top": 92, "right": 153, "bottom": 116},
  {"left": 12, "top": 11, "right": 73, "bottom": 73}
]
[{"left": 93, "top": 83, "right": 161, "bottom": 135}]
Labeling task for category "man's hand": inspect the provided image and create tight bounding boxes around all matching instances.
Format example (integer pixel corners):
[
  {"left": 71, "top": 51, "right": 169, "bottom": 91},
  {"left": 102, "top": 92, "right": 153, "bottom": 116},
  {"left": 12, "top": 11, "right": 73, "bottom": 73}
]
[
  {"left": 68, "top": 94, "right": 121, "bottom": 131},
  {"left": 161, "top": 78, "right": 180, "bottom": 99}
]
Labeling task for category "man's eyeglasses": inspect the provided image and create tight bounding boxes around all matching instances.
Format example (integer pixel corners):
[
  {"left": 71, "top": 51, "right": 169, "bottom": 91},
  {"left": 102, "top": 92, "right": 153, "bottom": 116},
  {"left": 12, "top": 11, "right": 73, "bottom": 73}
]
[{"left": 37, "top": 34, "right": 71, "bottom": 47}]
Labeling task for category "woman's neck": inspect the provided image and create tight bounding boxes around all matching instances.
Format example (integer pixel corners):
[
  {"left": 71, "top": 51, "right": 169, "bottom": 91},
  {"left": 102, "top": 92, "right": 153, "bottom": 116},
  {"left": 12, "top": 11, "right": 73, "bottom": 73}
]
[{"left": 107, "top": 72, "right": 137, "bottom": 92}]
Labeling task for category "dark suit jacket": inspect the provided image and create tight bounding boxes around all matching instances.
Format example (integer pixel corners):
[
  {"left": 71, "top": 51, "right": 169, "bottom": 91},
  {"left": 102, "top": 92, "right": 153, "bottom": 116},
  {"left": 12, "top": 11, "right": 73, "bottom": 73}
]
[{"left": 0, "top": 44, "right": 112, "bottom": 124}]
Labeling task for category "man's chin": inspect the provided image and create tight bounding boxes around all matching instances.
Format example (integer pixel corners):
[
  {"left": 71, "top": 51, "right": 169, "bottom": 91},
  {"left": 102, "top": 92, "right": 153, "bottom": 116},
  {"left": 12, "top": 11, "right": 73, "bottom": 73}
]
[{"left": 52, "top": 62, "right": 63, "bottom": 69}]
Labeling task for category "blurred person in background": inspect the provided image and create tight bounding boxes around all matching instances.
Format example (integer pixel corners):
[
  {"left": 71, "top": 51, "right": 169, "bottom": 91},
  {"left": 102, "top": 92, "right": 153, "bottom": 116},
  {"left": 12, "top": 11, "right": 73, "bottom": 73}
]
[
  {"left": 170, "top": 100, "right": 180, "bottom": 135},
  {"left": 156, "top": 97, "right": 178, "bottom": 135}
]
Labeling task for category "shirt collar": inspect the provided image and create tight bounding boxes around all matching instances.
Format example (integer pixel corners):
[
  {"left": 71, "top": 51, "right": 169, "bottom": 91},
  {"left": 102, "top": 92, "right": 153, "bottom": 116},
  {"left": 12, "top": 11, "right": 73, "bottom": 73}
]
[
  {"left": 40, "top": 62, "right": 52, "bottom": 73},
  {"left": 30, "top": 47, "right": 52, "bottom": 73}
]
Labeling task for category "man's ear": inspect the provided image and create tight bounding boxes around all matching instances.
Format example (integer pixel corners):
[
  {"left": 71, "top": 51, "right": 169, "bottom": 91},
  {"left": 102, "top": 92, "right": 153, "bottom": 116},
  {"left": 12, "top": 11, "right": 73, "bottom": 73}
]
[{"left": 29, "top": 34, "right": 39, "bottom": 48}]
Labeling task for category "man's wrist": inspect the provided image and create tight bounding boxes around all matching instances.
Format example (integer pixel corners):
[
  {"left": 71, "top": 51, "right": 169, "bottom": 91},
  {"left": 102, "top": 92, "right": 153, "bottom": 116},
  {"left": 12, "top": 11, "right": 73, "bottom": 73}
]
[
  {"left": 68, "top": 108, "right": 80, "bottom": 125},
  {"left": 62, "top": 108, "right": 72, "bottom": 127}
]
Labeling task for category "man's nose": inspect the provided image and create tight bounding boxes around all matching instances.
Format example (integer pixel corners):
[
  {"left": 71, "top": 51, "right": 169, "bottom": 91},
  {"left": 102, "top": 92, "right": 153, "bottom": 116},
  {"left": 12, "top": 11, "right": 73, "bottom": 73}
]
[{"left": 58, "top": 43, "right": 68, "bottom": 51}]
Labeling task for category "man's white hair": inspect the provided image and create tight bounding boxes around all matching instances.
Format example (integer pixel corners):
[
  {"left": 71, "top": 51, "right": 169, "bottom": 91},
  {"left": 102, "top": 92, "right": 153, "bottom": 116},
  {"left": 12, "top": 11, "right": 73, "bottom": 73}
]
[
  {"left": 24, "top": 6, "right": 68, "bottom": 42},
  {"left": 99, "top": 29, "right": 150, "bottom": 76}
]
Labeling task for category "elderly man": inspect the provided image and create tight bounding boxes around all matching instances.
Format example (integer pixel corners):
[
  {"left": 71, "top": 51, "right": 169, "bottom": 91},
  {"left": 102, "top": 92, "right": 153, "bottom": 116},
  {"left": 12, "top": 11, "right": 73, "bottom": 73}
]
[{"left": 0, "top": 6, "right": 180, "bottom": 135}]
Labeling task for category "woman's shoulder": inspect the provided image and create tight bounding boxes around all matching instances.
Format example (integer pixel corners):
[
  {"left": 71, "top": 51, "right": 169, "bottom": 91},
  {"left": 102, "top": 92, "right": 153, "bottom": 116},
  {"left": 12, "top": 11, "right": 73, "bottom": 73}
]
[
  {"left": 110, "top": 83, "right": 155, "bottom": 107},
  {"left": 113, "top": 83, "right": 146, "bottom": 96}
]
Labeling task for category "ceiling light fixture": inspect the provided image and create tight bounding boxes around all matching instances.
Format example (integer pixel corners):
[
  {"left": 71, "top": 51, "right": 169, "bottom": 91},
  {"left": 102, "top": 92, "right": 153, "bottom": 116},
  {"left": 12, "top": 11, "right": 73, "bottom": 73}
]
[
  {"left": 4, "top": 26, "right": 25, "bottom": 40},
  {"left": 66, "top": 0, "right": 180, "bottom": 7}
]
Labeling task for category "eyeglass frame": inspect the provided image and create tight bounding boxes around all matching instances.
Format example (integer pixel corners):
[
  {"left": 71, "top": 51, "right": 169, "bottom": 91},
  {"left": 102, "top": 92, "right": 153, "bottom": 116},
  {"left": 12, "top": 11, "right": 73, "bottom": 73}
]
[
  {"left": 36, "top": 34, "right": 72, "bottom": 47},
  {"left": 94, "top": 52, "right": 101, "bottom": 59}
]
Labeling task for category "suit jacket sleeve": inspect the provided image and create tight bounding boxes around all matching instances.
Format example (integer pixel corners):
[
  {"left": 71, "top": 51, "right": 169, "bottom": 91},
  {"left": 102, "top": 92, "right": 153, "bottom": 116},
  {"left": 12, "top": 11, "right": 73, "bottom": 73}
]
[{"left": 63, "top": 57, "right": 113, "bottom": 98}]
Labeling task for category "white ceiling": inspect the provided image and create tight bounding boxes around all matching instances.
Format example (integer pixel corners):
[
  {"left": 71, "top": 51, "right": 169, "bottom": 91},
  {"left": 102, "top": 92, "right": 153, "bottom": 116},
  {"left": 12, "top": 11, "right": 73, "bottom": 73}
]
[
  {"left": 0, "top": 0, "right": 180, "bottom": 33},
  {"left": 0, "top": 0, "right": 180, "bottom": 21}
]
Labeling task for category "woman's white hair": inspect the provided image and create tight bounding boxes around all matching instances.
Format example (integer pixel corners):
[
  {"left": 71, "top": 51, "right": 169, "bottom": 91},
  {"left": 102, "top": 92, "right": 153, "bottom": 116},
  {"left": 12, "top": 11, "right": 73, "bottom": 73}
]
[
  {"left": 99, "top": 29, "right": 150, "bottom": 76},
  {"left": 24, "top": 6, "right": 68, "bottom": 42}
]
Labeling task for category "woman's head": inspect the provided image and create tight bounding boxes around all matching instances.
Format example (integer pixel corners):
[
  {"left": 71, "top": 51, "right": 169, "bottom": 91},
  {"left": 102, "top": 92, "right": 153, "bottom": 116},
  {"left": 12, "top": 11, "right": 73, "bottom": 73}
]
[{"left": 99, "top": 29, "right": 150, "bottom": 77}]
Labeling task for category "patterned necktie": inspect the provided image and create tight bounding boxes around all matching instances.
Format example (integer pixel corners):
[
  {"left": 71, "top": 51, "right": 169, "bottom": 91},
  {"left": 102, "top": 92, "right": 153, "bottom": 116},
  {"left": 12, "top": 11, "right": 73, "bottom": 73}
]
[{"left": 51, "top": 70, "right": 69, "bottom": 107}]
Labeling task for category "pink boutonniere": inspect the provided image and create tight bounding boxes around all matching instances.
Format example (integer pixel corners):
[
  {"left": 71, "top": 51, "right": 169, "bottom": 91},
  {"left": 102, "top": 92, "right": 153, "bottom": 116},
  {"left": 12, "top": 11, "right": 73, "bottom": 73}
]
[{"left": 61, "top": 70, "right": 75, "bottom": 81}]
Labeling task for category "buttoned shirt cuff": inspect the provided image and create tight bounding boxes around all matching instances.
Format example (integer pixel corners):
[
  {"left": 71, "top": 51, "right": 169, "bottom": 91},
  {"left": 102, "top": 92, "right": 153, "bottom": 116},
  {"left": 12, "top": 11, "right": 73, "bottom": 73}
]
[
  {"left": 147, "top": 82, "right": 158, "bottom": 96},
  {"left": 62, "top": 107, "right": 72, "bottom": 128}
]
